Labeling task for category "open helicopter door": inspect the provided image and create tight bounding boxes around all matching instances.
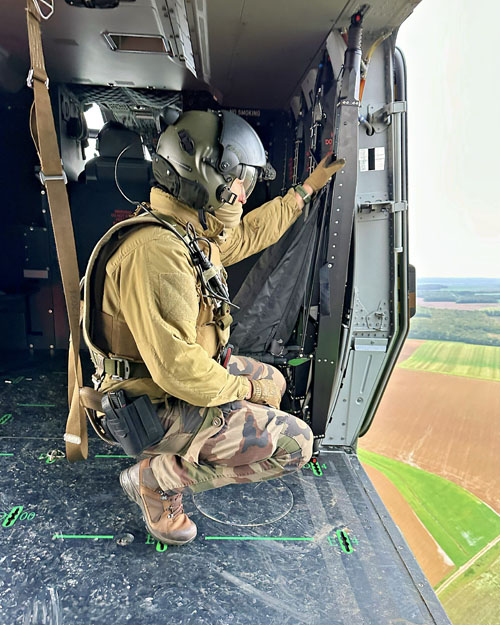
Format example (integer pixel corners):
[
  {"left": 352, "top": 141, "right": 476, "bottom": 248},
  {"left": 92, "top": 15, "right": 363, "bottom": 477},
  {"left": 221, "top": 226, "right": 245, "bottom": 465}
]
[{"left": 0, "top": 1, "right": 448, "bottom": 623}]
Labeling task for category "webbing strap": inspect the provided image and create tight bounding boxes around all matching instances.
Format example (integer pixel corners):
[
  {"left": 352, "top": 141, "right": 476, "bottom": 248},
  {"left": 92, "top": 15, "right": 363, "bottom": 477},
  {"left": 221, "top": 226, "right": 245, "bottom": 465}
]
[
  {"left": 103, "top": 358, "right": 151, "bottom": 380},
  {"left": 26, "top": 0, "right": 88, "bottom": 461}
]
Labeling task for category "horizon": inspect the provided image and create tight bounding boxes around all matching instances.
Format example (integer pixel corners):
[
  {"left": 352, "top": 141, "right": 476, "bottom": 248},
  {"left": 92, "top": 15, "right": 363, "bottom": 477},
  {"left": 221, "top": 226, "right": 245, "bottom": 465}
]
[{"left": 417, "top": 277, "right": 500, "bottom": 281}]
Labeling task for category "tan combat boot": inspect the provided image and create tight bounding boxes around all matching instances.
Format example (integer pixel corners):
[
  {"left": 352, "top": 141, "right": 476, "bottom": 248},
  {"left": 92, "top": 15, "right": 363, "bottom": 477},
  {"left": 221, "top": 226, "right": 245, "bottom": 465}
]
[{"left": 119, "top": 457, "right": 197, "bottom": 545}]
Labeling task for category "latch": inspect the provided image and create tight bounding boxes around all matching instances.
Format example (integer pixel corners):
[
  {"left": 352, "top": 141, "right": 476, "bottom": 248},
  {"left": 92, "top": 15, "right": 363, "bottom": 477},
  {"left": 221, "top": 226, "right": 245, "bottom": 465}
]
[
  {"left": 366, "top": 101, "right": 407, "bottom": 133},
  {"left": 391, "top": 201, "right": 407, "bottom": 213},
  {"left": 387, "top": 101, "right": 407, "bottom": 114},
  {"left": 358, "top": 200, "right": 407, "bottom": 213}
]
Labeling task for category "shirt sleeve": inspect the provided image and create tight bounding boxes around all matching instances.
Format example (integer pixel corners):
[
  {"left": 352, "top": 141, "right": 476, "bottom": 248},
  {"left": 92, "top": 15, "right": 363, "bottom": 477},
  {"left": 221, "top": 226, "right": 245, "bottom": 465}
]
[
  {"left": 219, "top": 188, "right": 302, "bottom": 266},
  {"left": 116, "top": 230, "right": 250, "bottom": 407}
]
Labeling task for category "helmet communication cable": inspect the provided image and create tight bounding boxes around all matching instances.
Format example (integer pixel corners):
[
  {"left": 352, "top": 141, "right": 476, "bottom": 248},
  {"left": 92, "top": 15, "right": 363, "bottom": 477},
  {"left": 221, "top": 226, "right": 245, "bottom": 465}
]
[{"left": 114, "top": 146, "right": 141, "bottom": 207}]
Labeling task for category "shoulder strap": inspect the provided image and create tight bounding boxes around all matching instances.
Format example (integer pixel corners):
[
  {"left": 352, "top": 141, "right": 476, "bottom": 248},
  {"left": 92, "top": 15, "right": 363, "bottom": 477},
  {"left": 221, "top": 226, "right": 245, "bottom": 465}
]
[
  {"left": 82, "top": 211, "right": 193, "bottom": 360},
  {"left": 83, "top": 214, "right": 170, "bottom": 365},
  {"left": 26, "top": 0, "right": 86, "bottom": 462}
]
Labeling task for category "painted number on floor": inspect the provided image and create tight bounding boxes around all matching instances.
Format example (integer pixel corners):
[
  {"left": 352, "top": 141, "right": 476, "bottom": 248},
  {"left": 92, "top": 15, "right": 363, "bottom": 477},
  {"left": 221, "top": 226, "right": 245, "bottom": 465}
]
[{"left": 1, "top": 506, "right": 36, "bottom": 527}]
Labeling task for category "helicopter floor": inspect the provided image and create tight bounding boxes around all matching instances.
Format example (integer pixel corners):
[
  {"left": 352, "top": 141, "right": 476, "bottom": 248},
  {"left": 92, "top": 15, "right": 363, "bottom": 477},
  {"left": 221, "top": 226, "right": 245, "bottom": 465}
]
[{"left": 0, "top": 351, "right": 451, "bottom": 625}]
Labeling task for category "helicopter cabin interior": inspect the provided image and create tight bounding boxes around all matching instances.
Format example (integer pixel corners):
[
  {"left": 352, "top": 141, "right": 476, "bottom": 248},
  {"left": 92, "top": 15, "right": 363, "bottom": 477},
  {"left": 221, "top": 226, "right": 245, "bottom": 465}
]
[{"left": 0, "top": 1, "right": 449, "bottom": 624}]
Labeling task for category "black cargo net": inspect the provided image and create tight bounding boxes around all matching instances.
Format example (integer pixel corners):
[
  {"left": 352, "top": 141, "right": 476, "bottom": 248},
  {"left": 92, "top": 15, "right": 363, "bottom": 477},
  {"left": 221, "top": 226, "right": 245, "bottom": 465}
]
[{"left": 67, "top": 85, "right": 183, "bottom": 150}]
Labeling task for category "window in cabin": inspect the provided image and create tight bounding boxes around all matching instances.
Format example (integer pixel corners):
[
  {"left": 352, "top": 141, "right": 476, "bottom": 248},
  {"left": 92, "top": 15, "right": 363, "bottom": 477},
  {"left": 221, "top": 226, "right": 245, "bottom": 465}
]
[
  {"left": 83, "top": 103, "right": 105, "bottom": 161},
  {"left": 82, "top": 103, "right": 151, "bottom": 161}
]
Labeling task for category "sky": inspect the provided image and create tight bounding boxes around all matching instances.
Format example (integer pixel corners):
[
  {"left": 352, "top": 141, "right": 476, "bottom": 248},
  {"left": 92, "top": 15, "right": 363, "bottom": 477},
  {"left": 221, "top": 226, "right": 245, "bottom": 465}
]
[{"left": 396, "top": 0, "right": 500, "bottom": 278}]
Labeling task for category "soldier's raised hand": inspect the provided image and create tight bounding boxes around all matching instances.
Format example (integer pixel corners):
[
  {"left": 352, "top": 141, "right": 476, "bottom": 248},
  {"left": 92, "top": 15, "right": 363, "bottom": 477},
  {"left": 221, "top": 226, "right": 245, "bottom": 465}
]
[{"left": 305, "top": 154, "right": 346, "bottom": 193}]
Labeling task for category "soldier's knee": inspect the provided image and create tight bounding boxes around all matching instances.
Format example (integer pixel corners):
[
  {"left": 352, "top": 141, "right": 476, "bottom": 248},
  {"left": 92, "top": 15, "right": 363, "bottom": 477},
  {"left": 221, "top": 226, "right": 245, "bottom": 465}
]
[
  {"left": 298, "top": 432, "right": 313, "bottom": 468},
  {"left": 275, "top": 417, "right": 313, "bottom": 472},
  {"left": 264, "top": 365, "right": 286, "bottom": 397}
]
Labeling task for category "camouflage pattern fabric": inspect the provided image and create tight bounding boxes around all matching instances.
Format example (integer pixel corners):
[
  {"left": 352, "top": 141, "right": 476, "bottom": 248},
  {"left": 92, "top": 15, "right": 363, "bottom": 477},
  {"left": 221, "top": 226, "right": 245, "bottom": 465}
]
[
  {"left": 148, "top": 356, "right": 313, "bottom": 493},
  {"left": 226, "top": 355, "right": 286, "bottom": 393}
]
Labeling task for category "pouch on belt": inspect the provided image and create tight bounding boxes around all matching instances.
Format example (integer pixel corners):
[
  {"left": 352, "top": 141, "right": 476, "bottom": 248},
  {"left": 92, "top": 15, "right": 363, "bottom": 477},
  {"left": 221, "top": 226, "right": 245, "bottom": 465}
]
[{"left": 101, "top": 390, "right": 165, "bottom": 457}]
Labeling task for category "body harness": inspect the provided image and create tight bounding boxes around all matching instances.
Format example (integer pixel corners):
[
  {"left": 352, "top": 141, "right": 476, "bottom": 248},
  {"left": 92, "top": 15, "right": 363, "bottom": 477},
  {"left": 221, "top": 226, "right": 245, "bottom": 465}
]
[{"left": 85, "top": 204, "right": 236, "bottom": 391}]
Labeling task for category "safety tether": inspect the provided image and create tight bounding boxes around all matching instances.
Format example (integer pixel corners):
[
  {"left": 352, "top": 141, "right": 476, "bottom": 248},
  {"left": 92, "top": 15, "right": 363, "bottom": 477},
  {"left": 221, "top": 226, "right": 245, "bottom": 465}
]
[{"left": 25, "top": 0, "right": 88, "bottom": 461}]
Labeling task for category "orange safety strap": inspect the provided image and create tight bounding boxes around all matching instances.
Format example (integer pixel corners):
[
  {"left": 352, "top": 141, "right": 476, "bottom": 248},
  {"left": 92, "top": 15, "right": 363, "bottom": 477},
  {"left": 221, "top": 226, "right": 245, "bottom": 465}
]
[{"left": 25, "top": 0, "right": 88, "bottom": 461}]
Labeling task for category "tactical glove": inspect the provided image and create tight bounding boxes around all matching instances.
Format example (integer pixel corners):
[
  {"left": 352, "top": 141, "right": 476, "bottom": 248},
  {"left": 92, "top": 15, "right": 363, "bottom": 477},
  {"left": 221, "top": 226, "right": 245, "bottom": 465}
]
[
  {"left": 249, "top": 378, "right": 281, "bottom": 410},
  {"left": 304, "top": 154, "right": 346, "bottom": 193}
]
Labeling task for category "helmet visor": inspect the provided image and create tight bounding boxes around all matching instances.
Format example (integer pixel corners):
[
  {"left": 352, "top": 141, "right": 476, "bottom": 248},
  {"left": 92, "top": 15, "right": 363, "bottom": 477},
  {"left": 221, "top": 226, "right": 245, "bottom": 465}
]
[{"left": 238, "top": 164, "right": 259, "bottom": 198}]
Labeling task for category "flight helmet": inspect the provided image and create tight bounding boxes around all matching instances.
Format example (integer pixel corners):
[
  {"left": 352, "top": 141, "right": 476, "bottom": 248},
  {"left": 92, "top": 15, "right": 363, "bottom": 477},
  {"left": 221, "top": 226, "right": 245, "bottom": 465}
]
[{"left": 152, "top": 110, "right": 275, "bottom": 215}]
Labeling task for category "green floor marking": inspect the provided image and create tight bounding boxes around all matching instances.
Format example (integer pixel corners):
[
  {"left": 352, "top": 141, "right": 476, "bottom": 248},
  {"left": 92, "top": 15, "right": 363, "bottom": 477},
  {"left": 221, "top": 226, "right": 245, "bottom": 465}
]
[
  {"left": 337, "top": 529, "right": 354, "bottom": 554},
  {"left": 0, "top": 453, "right": 14, "bottom": 456},
  {"left": 53, "top": 534, "right": 114, "bottom": 539},
  {"left": 0, "top": 510, "right": 35, "bottom": 523},
  {"left": 12, "top": 376, "right": 24, "bottom": 384},
  {"left": 205, "top": 536, "right": 314, "bottom": 541},
  {"left": 38, "top": 453, "right": 63, "bottom": 464},
  {"left": 311, "top": 464, "right": 323, "bottom": 476},
  {"left": 0, "top": 414, "right": 13, "bottom": 425},
  {"left": 94, "top": 454, "right": 130, "bottom": 458},
  {"left": 2, "top": 506, "right": 23, "bottom": 528},
  {"left": 303, "top": 460, "right": 327, "bottom": 476},
  {"left": 17, "top": 403, "right": 56, "bottom": 407}
]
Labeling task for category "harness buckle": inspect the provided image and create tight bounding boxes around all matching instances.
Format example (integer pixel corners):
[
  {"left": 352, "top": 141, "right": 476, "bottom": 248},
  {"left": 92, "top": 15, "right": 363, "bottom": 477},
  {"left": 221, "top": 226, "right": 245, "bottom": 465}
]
[
  {"left": 33, "top": 0, "right": 55, "bottom": 21},
  {"left": 26, "top": 68, "right": 49, "bottom": 89},
  {"left": 92, "top": 372, "right": 104, "bottom": 389},
  {"left": 110, "top": 357, "right": 131, "bottom": 381},
  {"left": 39, "top": 168, "right": 67, "bottom": 186}
]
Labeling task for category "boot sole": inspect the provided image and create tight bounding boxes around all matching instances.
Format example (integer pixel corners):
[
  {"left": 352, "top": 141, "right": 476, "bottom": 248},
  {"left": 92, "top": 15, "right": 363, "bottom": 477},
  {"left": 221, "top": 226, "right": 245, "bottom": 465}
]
[{"left": 119, "top": 467, "right": 197, "bottom": 546}]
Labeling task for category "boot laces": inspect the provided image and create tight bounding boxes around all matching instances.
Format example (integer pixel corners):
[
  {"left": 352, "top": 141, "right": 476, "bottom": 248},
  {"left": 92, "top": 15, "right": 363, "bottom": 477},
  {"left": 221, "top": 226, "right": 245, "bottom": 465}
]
[{"left": 159, "top": 491, "right": 184, "bottom": 519}]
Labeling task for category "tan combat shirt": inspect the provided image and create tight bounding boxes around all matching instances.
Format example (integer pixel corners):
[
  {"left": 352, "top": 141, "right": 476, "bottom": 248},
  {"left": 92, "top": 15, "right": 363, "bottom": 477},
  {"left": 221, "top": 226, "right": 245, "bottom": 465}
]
[{"left": 98, "top": 186, "right": 302, "bottom": 408}]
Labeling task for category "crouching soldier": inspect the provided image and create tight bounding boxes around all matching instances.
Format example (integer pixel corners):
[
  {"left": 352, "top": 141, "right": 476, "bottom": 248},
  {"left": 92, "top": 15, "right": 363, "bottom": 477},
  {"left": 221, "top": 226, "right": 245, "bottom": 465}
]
[{"left": 83, "top": 110, "right": 345, "bottom": 545}]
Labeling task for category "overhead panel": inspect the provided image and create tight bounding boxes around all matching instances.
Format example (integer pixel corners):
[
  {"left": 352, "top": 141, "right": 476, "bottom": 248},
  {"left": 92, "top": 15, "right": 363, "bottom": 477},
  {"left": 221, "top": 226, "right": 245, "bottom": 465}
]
[
  {"left": 206, "top": 0, "right": 421, "bottom": 108},
  {"left": 163, "top": 0, "right": 196, "bottom": 76},
  {"left": 0, "top": 0, "right": 420, "bottom": 104},
  {"left": 184, "top": 0, "right": 211, "bottom": 84},
  {"left": 0, "top": 0, "right": 208, "bottom": 92},
  {"left": 206, "top": 0, "right": 344, "bottom": 109},
  {"left": 102, "top": 31, "right": 173, "bottom": 55}
]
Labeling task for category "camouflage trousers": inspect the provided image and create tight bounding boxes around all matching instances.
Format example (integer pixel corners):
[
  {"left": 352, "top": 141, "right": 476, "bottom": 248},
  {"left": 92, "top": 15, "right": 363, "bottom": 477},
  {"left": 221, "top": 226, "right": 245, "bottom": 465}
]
[{"left": 148, "top": 356, "right": 313, "bottom": 494}]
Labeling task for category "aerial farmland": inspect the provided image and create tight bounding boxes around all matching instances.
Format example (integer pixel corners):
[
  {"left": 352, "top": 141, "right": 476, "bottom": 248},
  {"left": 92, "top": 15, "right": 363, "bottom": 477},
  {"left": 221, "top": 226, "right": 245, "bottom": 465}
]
[{"left": 359, "top": 278, "right": 500, "bottom": 625}]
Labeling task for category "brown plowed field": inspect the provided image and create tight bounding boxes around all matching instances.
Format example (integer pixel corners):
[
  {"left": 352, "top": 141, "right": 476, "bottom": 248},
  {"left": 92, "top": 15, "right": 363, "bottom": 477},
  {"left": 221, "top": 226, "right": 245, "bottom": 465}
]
[
  {"left": 362, "top": 464, "right": 454, "bottom": 586},
  {"left": 397, "top": 338, "right": 426, "bottom": 360},
  {"left": 361, "top": 365, "right": 500, "bottom": 514}
]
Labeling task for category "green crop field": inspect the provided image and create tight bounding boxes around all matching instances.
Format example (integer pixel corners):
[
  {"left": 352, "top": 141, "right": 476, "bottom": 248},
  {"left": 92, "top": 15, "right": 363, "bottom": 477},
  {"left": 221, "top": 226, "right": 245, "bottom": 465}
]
[
  {"left": 358, "top": 449, "right": 500, "bottom": 568},
  {"left": 408, "top": 307, "right": 500, "bottom": 346},
  {"left": 439, "top": 539, "right": 500, "bottom": 625},
  {"left": 398, "top": 340, "right": 500, "bottom": 382}
]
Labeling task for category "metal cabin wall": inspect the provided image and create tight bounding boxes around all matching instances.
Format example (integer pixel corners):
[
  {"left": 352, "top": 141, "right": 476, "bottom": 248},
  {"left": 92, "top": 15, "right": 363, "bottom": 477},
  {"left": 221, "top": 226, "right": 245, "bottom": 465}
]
[
  {"left": 0, "top": 88, "right": 63, "bottom": 351},
  {"left": 323, "top": 40, "right": 408, "bottom": 446}
]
